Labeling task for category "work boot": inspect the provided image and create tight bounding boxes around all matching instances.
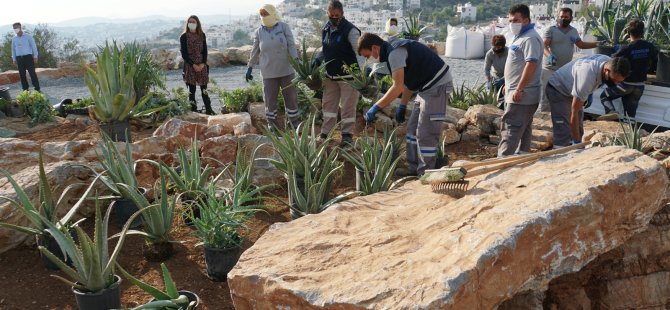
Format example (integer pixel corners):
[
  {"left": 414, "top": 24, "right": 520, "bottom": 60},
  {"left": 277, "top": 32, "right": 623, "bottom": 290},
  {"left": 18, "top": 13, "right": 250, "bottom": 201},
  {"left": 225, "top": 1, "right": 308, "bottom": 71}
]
[
  {"left": 339, "top": 133, "right": 353, "bottom": 149},
  {"left": 202, "top": 94, "right": 215, "bottom": 115},
  {"left": 394, "top": 167, "right": 417, "bottom": 177},
  {"left": 597, "top": 112, "right": 620, "bottom": 122}
]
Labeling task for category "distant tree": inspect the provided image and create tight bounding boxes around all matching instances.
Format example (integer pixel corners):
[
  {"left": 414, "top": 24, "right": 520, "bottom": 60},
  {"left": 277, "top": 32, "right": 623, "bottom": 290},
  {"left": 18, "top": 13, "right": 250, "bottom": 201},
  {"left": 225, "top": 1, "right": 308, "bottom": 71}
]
[
  {"left": 61, "top": 38, "right": 84, "bottom": 63},
  {"left": 230, "top": 29, "right": 252, "bottom": 47},
  {"left": 0, "top": 32, "right": 13, "bottom": 71},
  {"left": 31, "top": 24, "right": 59, "bottom": 68}
]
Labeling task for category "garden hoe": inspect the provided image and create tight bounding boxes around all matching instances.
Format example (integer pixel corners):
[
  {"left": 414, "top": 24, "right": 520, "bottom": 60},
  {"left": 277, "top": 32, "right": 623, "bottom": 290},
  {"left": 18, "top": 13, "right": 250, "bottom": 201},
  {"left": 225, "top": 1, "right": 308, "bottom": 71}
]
[{"left": 421, "top": 141, "right": 591, "bottom": 196}]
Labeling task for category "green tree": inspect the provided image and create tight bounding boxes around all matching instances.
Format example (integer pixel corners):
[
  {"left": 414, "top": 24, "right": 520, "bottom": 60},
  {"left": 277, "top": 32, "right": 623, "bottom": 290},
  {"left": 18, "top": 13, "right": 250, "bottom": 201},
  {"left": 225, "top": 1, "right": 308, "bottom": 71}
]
[
  {"left": 61, "top": 38, "right": 84, "bottom": 63},
  {"left": 230, "top": 29, "right": 252, "bottom": 47},
  {"left": 0, "top": 32, "right": 13, "bottom": 71}
]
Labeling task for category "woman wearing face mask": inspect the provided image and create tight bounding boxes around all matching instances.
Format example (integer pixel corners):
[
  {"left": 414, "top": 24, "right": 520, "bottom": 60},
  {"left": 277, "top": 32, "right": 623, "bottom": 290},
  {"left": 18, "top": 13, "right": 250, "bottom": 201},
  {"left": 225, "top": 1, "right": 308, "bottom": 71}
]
[
  {"left": 384, "top": 18, "right": 401, "bottom": 40},
  {"left": 180, "top": 15, "right": 214, "bottom": 115},
  {"left": 246, "top": 4, "right": 301, "bottom": 130}
]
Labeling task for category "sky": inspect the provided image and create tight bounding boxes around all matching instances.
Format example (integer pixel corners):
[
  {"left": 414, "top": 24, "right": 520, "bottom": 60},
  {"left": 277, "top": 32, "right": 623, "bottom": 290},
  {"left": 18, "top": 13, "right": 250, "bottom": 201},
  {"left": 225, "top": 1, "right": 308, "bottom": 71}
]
[{"left": 2, "top": 0, "right": 282, "bottom": 25}]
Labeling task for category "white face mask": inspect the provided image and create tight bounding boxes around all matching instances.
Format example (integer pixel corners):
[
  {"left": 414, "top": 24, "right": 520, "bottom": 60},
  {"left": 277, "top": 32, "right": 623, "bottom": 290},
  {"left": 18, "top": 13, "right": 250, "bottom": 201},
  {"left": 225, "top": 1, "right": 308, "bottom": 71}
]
[
  {"left": 187, "top": 22, "right": 197, "bottom": 32},
  {"left": 13, "top": 28, "right": 20, "bottom": 34},
  {"left": 509, "top": 22, "right": 522, "bottom": 35},
  {"left": 261, "top": 15, "right": 279, "bottom": 28},
  {"left": 387, "top": 25, "right": 399, "bottom": 36}
]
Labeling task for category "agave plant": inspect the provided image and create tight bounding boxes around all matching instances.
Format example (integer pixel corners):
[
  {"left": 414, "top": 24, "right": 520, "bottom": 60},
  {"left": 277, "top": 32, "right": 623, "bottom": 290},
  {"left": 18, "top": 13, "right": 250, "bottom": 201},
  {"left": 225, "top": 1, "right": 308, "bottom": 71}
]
[
  {"left": 0, "top": 150, "right": 97, "bottom": 236},
  {"left": 117, "top": 170, "right": 176, "bottom": 249},
  {"left": 263, "top": 115, "right": 331, "bottom": 179},
  {"left": 38, "top": 198, "right": 144, "bottom": 293},
  {"left": 612, "top": 116, "right": 658, "bottom": 151},
  {"left": 191, "top": 183, "right": 263, "bottom": 249},
  {"left": 342, "top": 62, "right": 380, "bottom": 100},
  {"left": 84, "top": 41, "right": 166, "bottom": 123},
  {"left": 449, "top": 81, "right": 471, "bottom": 110},
  {"left": 341, "top": 128, "right": 410, "bottom": 195},
  {"left": 403, "top": 11, "right": 428, "bottom": 40},
  {"left": 117, "top": 263, "right": 198, "bottom": 310},
  {"left": 585, "top": 0, "right": 629, "bottom": 45},
  {"left": 467, "top": 82, "right": 499, "bottom": 106},
  {"left": 288, "top": 38, "right": 328, "bottom": 91},
  {"left": 122, "top": 41, "right": 166, "bottom": 98},
  {"left": 161, "top": 139, "right": 227, "bottom": 200},
  {"left": 84, "top": 135, "right": 139, "bottom": 198}
]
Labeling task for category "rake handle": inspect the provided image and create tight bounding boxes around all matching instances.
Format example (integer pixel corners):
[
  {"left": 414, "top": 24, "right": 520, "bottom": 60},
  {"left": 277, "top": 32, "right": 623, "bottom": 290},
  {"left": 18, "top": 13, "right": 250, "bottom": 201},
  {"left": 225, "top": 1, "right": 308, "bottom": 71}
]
[
  {"left": 425, "top": 152, "right": 539, "bottom": 173},
  {"left": 464, "top": 141, "right": 590, "bottom": 179}
]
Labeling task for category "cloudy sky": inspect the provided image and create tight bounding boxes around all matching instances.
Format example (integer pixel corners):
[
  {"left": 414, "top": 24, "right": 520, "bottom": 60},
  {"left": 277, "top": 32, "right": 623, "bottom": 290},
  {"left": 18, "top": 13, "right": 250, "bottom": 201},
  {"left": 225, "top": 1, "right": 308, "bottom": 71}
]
[{"left": 3, "top": 0, "right": 283, "bottom": 24}]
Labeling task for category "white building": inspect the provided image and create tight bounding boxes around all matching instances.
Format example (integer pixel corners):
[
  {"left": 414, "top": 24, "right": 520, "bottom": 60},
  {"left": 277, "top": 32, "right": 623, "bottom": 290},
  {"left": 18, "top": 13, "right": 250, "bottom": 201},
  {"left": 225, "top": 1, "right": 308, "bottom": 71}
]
[
  {"left": 347, "top": 9, "right": 404, "bottom": 34},
  {"left": 408, "top": 0, "right": 421, "bottom": 9},
  {"left": 556, "top": 0, "right": 583, "bottom": 16},
  {"left": 530, "top": 3, "right": 549, "bottom": 20},
  {"left": 387, "top": 0, "right": 404, "bottom": 10},
  {"left": 457, "top": 2, "right": 477, "bottom": 22}
]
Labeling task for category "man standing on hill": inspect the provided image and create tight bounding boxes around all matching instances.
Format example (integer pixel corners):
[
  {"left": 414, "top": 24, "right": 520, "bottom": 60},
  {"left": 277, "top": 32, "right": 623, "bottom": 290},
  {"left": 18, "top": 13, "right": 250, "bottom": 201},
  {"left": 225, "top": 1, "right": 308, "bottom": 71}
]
[
  {"left": 11, "top": 22, "right": 40, "bottom": 92},
  {"left": 539, "top": 7, "right": 602, "bottom": 112},
  {"left": 318, "top": 0, "right": 363, "bottom": 147},
  {"left": 599, "top": 19, "right": 657, "bottom": 120},
  {"left": 498, "top": 4, "right": 543, "bottom": 157},
  {"left": 547, "top": 55, "right": 630, "bottom": 147},
  {"left": 358, "top": 33, "right": 453, "bottom": 176}
]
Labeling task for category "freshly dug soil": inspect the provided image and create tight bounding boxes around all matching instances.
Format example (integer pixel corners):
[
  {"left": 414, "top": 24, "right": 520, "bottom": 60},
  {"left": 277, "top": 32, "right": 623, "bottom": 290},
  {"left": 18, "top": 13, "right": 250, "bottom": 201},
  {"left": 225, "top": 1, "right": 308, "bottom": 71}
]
[{"left": 0, "top": 116, "right": 498, "bottom": 309}]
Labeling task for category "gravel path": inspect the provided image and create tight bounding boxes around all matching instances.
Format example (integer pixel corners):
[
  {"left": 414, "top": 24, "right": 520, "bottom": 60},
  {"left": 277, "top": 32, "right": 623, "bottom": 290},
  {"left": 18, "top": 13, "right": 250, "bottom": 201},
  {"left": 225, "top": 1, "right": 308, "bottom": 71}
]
[{"left": 4, "top": 59, "right": 485, "bottom": 110}]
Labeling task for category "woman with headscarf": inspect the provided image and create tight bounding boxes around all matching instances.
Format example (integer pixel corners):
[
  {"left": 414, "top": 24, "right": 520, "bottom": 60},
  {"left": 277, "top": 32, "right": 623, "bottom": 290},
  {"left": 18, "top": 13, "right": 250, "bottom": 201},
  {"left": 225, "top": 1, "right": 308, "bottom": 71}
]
[
  {"left": 246, "top": 4, "right": 301, "bottom": 130},
  {"left": 180, "top": 15, "right": 214, "bottom": 115}
]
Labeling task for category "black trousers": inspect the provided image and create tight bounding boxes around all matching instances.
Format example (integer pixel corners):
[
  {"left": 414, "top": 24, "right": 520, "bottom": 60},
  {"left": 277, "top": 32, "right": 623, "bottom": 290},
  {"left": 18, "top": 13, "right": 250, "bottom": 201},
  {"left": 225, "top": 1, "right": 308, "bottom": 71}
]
[{"left": 16, "top": 54, "right": 40, "bottom": 91}]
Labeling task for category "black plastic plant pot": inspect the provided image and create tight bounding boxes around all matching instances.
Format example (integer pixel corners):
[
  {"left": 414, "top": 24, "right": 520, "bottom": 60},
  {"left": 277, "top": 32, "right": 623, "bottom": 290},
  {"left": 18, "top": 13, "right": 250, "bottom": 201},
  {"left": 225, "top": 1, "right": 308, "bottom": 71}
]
[
  {"left": 149, "top": 290, "right": 200, "bottom": 308},
  {"left": 204, "top": 246, "right": 242, "bottom": 281},
  {"left": 180, "top": 194, "right": 201, "bottom": 227},
  {"left": 656, "top": 50, "right": 670, "bottom": 84},
  {"left": 435, "top": 155, "right": 449, "bottom": 169},
  {"left": 38, "top": 229, "right": 78, "bottom": 271},
  {"left": 72, "top": 275, "right": 122, "bottom": 310},
  {"left": 8, "top": 103, "right": 24, "bottom": 118},
  {"left": 99, "top": 120, "right": 132, "bottom": 142},
  {"left": 114, "top": 187, "right": 146, "bottom": 229}
]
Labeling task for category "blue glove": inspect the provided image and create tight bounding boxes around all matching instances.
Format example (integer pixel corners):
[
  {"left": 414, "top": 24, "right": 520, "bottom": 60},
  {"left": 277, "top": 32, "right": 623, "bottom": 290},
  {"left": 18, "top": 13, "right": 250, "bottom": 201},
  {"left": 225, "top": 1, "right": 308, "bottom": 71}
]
[
  {"left": 245, "top": 67, "right": 253, "bottom": 82},
  {"left": 364, "top": 104, "right": 381, "bottom": 124},
  {"left": 395, "top": 104, "right": 407, "bottom": 123},
  {"left": 546, "top": 54, "right": 557, "bottom": 66},
  {"left": 571, "top": 139, "right": 582, "bottom": 145}
]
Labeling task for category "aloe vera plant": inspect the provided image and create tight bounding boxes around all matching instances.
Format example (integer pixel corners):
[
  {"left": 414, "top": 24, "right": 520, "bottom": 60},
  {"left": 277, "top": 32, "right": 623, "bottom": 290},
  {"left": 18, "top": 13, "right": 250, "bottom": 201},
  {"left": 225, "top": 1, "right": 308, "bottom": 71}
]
[
  {"left": 38, "top": 198, "right": 144, "bottom": 293},
  {"left": 403, "top": 11, "right": 428, "bottom": 40},
  {"left": 341, "top": 128, "right": 410, "bottom": 195},
  {"left": 586, "top": 0, "right": 629, "bottom": 45},
  {"left": 342, "top": 62, "right": 380, "bottom": 100},
  {"left": 288, "top": 38, "right": 328, "bottom": 91},
  {"left": 0, "top": 150, "right": 98, "bottom": 236},
  {"left": 161, "top": 139, "right": 227, "bottom": 200},
  {"left": 117, "top": 263, "right": 198, "bottom": 310},
  {"left": 613, "top": 116, "right": 658, "bottom": 151},
  {"left": 117, "top": 170, "right": 176, "bottom": 248}
]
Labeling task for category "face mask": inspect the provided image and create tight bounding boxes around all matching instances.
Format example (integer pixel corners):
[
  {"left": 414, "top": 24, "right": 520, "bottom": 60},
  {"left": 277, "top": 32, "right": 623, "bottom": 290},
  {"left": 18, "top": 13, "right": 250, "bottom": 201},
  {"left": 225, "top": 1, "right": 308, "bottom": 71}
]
[
  {"left": 493, "top": 47, "right": 504, "bottom": 53},
  {"left": 560, "top": 18, "right": 571, "bottom": 27},
  {"left": 13, "top": 28, "right": 20, "bottom": 34},
  {"left": 509, "top": 22, "right": 522, "bottom": 35},
  {"left": 261, "top": 15, "right": 278, "bottom": 28},
  {"left": 387, "top": 25, "right": 399, "bottom": 36},
  {"left": 187, "top": 23, "right": 197, "bottom": 32},
  {"left": 329, "top": 17, "right": 341, "bottom": 26}
]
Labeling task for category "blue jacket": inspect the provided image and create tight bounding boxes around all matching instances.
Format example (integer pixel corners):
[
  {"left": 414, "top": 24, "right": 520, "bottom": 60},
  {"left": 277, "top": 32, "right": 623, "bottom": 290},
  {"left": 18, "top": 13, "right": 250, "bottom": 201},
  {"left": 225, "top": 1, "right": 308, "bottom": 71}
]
[{"left": 322, "top": 18, "right": 360, "bottom": 78}]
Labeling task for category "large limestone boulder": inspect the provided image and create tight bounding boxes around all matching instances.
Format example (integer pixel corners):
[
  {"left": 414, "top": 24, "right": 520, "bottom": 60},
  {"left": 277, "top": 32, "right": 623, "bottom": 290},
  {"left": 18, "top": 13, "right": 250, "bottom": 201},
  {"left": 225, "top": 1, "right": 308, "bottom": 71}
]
[
  {"left": 153, "top": 118, "right": 207, "bottom": 140},
  {"left": 0, "top": 162, "right": 96, "bottom": 254},
  {"left": 464, "top": 104, "right": 503, "bottom": 135},
  {"left": 207, "top": 50, "right": 227, "bottom": 68},
  {"left": 207, "top": 113, "right": 252, "bottom": 135},
  {"left": 0, "top": 71, "right": 20, "bottom": 85},
  {"left": 223, "top": 45, "right": 252, "bottom": 65},
  {"left": 151, "top": 48, "right": 180, "bottom": 71},
  {"left": 228, "top": 146, "right": 668, "bottom": 309},
  {"left": 35, "top": 68, "right": 64, "bottom": 80},
  {"left": 58, "top": 62, "right": 86, "bottom": 77}
]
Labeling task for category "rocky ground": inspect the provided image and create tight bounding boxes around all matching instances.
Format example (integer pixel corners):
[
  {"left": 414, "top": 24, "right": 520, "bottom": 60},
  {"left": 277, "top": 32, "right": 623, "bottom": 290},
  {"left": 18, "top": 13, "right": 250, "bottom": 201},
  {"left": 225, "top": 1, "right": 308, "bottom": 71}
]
[{"left": 2, "top": 103, "right": 670, "bottom": 309}]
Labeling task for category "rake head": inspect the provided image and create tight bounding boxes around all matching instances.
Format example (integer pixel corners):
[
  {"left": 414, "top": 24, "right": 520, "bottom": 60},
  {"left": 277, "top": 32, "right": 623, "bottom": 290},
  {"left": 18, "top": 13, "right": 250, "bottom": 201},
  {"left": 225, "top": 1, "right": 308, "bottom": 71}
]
[{"left": 429, "top": 180, "right": 470, "bottom": 197}]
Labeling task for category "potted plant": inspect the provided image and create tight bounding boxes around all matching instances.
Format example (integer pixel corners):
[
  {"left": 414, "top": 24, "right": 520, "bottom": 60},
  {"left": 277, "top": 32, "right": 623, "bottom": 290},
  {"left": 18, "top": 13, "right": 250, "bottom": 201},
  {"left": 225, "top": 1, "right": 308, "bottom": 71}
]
[
  {"left": 403, "top": 12, "right": 428, "bottom": 40},
  {"left": 654, "top": 4, "right": 670, "bottom": 83},
  {"left": 262, "top": 116, "right": 333, "bottom": 215},
  {"left": 122, "top": 41, "right": 167, "bottom": 100},
  {"left": 586, "top": 0, "right": 628, "bottom": 56},
  {"left": 160, "top": 139, "right": 227, "bottom": 225},
  {"left": 117, "top": 170, "right": 177, "bottom": 262},
  {"left": 37, "top": 199, "right": 143, "bottom": 310},
  {"left": 218, "top": 88, "right": 249, "bottom": 113},
  {"left": 0, "top": 150, "right": 99, "bottom": 270},
  {"left": 118, "top": 263, "right": 199, "bottom": 309},
  {"left": 288, "top": 38, "right": 329, "bottom": 91},
  {"left": 84, "top": 42, "right": 166, "bottom": 142},
  {"left": 191, "top": 182, "right": 263, "bottom": 281},
  {"left": 341, "top": 128, "right": 413, "bottom": 195},
  {"left": 16, "top": 90, "right": 54, "bottom": 126},
  {"left": 79, "top": 135, "right": 146, "bottom": 229},
  {"left": 342, "top": 62, "right": 381, "bottom": 100}
]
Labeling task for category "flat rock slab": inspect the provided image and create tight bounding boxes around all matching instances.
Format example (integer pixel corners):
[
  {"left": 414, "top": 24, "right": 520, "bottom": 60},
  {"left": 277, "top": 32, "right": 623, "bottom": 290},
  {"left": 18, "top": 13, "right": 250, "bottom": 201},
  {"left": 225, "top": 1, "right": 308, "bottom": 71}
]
[{"left": 228, "top": 146, "right": 668, "bottom": 309}]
